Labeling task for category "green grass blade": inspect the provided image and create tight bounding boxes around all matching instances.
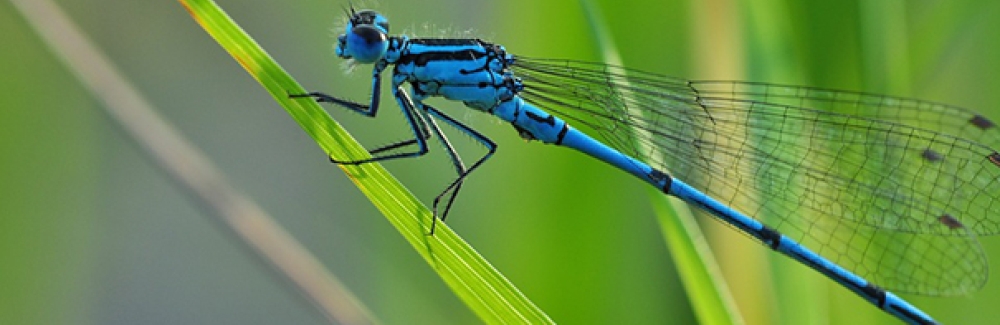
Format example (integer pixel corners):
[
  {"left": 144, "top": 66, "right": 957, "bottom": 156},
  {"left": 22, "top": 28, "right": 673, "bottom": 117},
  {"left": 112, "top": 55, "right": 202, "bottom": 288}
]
[
  {"left": 177, "top": 1, "right": 553, "bottom": 323},
  {"left": 578, "top": 1, "right": 743, "bottom": 324},
  {"left": 738, "top": 2, "right": 824, "bottom": 324}
]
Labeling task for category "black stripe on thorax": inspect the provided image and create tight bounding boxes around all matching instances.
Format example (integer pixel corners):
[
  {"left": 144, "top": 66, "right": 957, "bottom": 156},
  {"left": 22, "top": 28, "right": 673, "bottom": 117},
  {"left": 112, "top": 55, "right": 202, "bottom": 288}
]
[
  {"left": 397, "top": 38, "right": 491, "bottom": 67},
  {"left": 409, "top": 38, "right": 484, "bottom": 46}
]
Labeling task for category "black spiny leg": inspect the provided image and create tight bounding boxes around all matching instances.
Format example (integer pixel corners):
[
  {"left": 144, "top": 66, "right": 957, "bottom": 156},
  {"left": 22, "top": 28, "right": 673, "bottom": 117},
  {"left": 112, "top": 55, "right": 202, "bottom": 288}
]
[
  {"left": 289, "top": 65, "right": 434, "bottom": 164},
  {"left": 290, "top": 63, "right": 386, "bottom": 117},
  {"left": 421, "top": 104, "right": 497, "bottom": 234}
]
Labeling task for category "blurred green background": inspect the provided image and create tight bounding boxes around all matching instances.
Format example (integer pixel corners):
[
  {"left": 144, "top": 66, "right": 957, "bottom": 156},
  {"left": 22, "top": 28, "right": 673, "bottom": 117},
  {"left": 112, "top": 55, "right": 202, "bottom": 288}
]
[{"left": 3, "top": 0, "right": 1000, "bottom": 324}]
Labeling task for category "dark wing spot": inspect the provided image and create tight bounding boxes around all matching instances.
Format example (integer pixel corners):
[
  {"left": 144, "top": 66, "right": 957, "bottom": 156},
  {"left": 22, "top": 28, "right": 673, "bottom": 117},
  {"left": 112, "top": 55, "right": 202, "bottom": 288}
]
[
  {"left": 939, "top": 214, "right": 965, "bottom": 230},
  {"left": 922, "top": 148, "right": 943, "bottom": 162},
  {"left": 989, "top": 152, "right": 1000, "bottom": 168},
  {"left": 970, "top": 115, "right": 995, "bottom": 130}
]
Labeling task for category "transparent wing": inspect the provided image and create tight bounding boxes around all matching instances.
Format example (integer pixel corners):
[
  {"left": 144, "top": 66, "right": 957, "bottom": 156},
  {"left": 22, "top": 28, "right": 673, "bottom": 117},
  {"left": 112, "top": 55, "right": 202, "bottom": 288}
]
[{"left": 512, "top": 57, "right": 999, "bottom": 295}]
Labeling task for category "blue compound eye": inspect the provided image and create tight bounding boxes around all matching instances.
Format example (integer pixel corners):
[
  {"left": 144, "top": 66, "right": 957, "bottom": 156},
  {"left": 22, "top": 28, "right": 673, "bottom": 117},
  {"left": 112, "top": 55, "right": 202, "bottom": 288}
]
[{"left": 344, "top": 25, "right": 388, "bottom": 63}]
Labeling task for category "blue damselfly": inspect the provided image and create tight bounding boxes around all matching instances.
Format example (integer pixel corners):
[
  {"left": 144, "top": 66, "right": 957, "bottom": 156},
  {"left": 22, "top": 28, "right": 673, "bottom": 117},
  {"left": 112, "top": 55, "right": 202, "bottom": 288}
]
[{"left": 293, "top": 8, "right": 1000, "bottom": 324}]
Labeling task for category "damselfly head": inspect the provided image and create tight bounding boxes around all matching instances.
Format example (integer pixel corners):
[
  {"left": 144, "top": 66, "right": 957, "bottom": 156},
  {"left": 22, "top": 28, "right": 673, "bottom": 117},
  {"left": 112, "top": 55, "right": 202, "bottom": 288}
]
[{"left": 336, "top": 9, "right": 390, "bottom": 64}]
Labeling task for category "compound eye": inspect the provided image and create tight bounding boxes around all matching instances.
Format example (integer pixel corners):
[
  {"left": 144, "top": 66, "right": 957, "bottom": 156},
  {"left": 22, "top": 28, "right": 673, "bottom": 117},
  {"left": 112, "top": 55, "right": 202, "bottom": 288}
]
[{"left": 345, "top": 25, "right": 388, "bottom": 63}]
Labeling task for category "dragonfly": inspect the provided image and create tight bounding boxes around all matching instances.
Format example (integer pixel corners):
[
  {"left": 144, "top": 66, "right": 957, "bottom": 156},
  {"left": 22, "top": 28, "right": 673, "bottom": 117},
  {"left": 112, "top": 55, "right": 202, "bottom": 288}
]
[{"left": 292, "top": 7, "right": 1000, "bottom": 325}]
